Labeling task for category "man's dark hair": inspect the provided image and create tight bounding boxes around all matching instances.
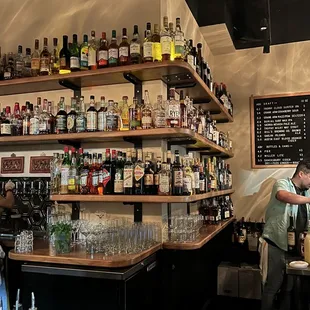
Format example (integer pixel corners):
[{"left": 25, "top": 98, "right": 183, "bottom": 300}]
[{"left": 293, "top": 159, "right": 310, "bottom": 177}]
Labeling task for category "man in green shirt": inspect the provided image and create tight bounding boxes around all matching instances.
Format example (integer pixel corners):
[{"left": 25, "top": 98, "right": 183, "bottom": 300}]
[{"left": 261, "top": 160, "right": 310, "bottom": 310}]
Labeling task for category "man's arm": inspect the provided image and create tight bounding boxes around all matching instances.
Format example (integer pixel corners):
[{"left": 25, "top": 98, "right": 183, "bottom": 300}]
[
  {"left": 0, "top": 191, "right": 14, "bottom": 208},
  {"left": 276, "top": 190, "right": 310, "bottom": 204}
]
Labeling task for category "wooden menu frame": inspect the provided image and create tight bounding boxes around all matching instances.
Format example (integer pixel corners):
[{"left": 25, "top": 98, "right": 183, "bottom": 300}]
[{"left": 250, "top": 91, "right": 310, "bottom": 169}]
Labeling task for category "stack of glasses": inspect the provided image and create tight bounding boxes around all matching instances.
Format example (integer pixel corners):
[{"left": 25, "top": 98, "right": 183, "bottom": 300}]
[{"left": 14, "top": 230, "right": 34, "bottom": 253}]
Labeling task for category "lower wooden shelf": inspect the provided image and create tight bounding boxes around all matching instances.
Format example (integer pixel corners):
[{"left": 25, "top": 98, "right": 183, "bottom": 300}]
[
  {"left": 50, "top": 189, "right": 235, "bottom": 203},
  {"left": 162, "top": 217, "right": 235, "bottom": 250},
  {"left": 9, "top": 241, "right": 162, "bottom": 268}
]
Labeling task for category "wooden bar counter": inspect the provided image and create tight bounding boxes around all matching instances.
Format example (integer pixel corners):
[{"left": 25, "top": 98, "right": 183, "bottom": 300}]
[
  {"left": 9, "top": 241, "right": 162, "bottom": 268},
  {"left": 163, "top": 217, "right": 235, "bottom": 250}
]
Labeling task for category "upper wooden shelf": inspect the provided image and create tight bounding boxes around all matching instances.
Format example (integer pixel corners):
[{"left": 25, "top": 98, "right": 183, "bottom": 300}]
[
  {"left": 0, "top": 61, "right": 233, "bottom": 123},
  {"left": 162, "top": 216, "right": 235, "bottom": 250},
  {"left": 9, "top": 241, "right": 162, "bottom": 268},
  {"left": 50, "top": 189, "right": 235, "bottom": 203},
  {"left": 0, "top": 128, "right": 234, "bottom": 158}
]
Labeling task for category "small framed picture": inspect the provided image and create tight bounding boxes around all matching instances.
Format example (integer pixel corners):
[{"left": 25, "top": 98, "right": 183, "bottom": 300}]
[
  {"left": 1, "top": 155, "right": 24, "bottom": 174},
  {"left": 30, "top": 156, "right": 53, "bottom": 174}
]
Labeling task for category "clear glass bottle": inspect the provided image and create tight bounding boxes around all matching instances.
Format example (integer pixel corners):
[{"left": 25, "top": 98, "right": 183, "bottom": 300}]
[
  {"left": 22, "top": 103, "right": 31, "bottom": 135},
  {"left": 158, "top": 154, "right": 171, "bottom": 196},
  {"left": 86, "top": 95, "right": 97, "bottom": 132},
  {"left": 108, "top": 30, "right": 119, "bottom": 67},
  {"left": 174, "top": 18, "right": 184, "bottom": 60},
  {"left": 23, "top": 48, "right": 32, "bottom": 77},
  {"left": 119, "top": 28, "right": 130, "bottom": 66},
  {"left": 166, "top": 88, "right": 180, "bottom": 128},
  {"left": 97, "top": 96, "right": 107, "bottom": 131},
  {"left": 160, "top": 16, "right": 171, "bottom": 61},
  {"left": 39, "top": 99, "right": 51, "bottom": 134},
  {"left": 142, "top": 90, "right": 153, "bottom": 129},
  {"left": 130, "top": 25, "right": 141, "bottom": 64},
  {"left": 30, "top": 104, "right": 40, "bottom": 135},
  {"left": 4, "top": 53, "right": 15, "bottom": 80},
  {"left": 152, "top": 24, "right": 161, "bottom": 62},
  {"left": 143, "top": 22, "right": 153, "bottom": 62},
  {"left": 80, "top": 35, "right": 88, "bottom": 70},
  {"left": 153, "top": 95, "right": 166, "bottom": 128},
  {"left": 31, "top": 39, "right": 40, "bottom": 77},
  {"left": 76, "top": 96, "right": 86, "bottom": 132},
  {"left": 88, "top": 30, "right": 97, "bottom": 70},
  {"left": 40, "top": 38, "right": 51, "bottom": 75},
  {"left": 70, "top": 34, "right": 80, "bottom": 72},
  {"left": 15, "top": 45, "right": 24, "bottom": 78},
  {"left": 106, "top": 100, "right": 119, "bottom": 131},
  {"left": 120, "top": 96, "right": 129, "bottom": 130}
]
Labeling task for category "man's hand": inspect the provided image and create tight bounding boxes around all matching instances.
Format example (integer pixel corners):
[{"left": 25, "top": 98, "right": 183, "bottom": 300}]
[{"left": 5, "top": 180, "right": 15, "bottom": 192}]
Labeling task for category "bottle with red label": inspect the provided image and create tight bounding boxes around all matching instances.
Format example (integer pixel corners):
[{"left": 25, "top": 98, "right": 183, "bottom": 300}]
[
  {"left": 90, "top": 153, "right": 99, "bottom": 194},
  {"left": 134, "top": 149, "right": 145, "bottom": 195},
  {"left": 80, "top": 153, "right": 90, "bottom": 194},
  {"left": 103, "top": 149, "right": 113, "bottom": 194},
  {"left": 97, "top": 32, "right": 108, "bottom": 68}
]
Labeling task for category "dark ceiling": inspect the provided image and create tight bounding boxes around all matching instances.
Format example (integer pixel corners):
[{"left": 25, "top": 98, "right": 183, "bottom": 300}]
[{"left": 186, "top": 0, "right": 310, "bottom": 50}]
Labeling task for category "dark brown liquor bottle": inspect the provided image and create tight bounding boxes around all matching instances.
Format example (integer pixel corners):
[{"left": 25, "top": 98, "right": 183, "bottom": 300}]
[
  {"left": 287, "top": 215, "right": 296, "bottom": 253},
  {"left": 144, "top": 155, "right": 154, "bottom": 195},
  {"left": 59, "top": 35, "right": 71, "bottom": 74},
  {"left": 56, "top": 97, "right": 68, "bottom": 134},
  {"left": 80, "top": 154, "right": 90, "bottom": 194},
  {"left": 134, "top": 149, "right": 145, "bottom": 195},
  {"left": 103, "top": 149, "right": 113, "bottom": 194},
  {"left": 172, "top": 150, "right": 183, "bottom": 195},
  {"left": 119, "top": 28, "right": 130, "bottom": 66},
  {"left": 40, "top": 38, "right": 51, "bottom": 76},
  {"left": 124, "top": 150, "right": 134, "bottom": 195},
  {"left": 98, "top": 32, "right": 109, "bottom": 68},
  {"left": 196, "top": 43, "right": 203, "bottom": 79}
]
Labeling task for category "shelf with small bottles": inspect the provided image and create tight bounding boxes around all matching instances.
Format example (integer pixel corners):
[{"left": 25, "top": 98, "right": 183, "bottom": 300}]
[{"left": 49, "top": 146, "right": 234, "bottom": 203}]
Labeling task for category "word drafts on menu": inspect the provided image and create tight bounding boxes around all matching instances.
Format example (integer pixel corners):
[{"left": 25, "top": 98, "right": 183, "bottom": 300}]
[{"left": 252, "top": 94, "right": 310, "bottom": 167}]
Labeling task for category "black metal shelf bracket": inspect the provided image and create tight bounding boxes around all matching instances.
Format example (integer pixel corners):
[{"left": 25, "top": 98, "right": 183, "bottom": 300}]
[
  {"left": 134, "top": 203, "right": 142, "bottom": 223},
  {"left": 123, "top": 73, "right": 142, "bottom": 104},
  {"left": 167, "top": 139, "right": 197, "bottom": 150},
  {"left": 187, "top": 203, "right": 191, "bottom": 215},
  {"left": 59, "top": 79, "right": 81, "bottom": 98},
  {"left": 123, "top": 137, "right": 142, "bottom": 149},
  {"left": 71, "top": 202, "right": 80, "bottom": 220},
  {"left": 58, "top": 139, "right": 81, "bottom": 150}
]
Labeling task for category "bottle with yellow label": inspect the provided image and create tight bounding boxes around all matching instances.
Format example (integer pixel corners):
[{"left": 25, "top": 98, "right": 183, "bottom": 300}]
[
  {"left": 169, "top": 22, "right": 175, "bottom": 61},
  {"left": 152, "top": 24, "right": 162, "bottom": 61}
]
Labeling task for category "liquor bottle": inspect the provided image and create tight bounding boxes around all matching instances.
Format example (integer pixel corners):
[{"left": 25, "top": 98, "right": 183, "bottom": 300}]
[
  {"left": 70, "top": 34, "right": 80, "bottom": 72},
  {"left": 182, "top": 157, "right": 193, "bottom": 196},
  {"left": 158, "top": 155, "right": 170, "bottom": 195},
  {"left": 199, "top": 163, "right": 206, "bottom": 194},
  {"left": 59, "top": 35, "right": 71, "bottom": 74},
  {"left": 48, "top": 101, "right": 55, "bottom": 133},
  {"left": 86, "top": 95, "right": 97, "bottom": 132},
  {"left": 186, "top": 39, "right": 196, "bottom": 70},
  {"left": 143, "top": 22, "right": 153, "bottom": 62},
  {"left": 40, "top": 38, "right": 51, "bottom": 75},
  {"left": 124, "top": 149, "right": 134, "bottom": 195},
  {"left": 227, "top": 164, "right": 232, "bottom": 189},
  {"left": 129, "top": 98, "right": 141, "bottom": 130},
  {"left": 120, "top": 96, "right": 129, "bottom": 130},
  {"left": 119, "top": 28, "right": 130, "bottom": 66},
  {"left": 153, "top": 95, "right": 166, "bottom": 128},
  {"left": 11, "top": 102, "right": 23, "bottom": 136},
  {"left": 39, "top": 99, "right": 51, "bottom": 134},
  {"left": 172, "top": 150, "right": 183, "bottom": 195},
  {"left": 4, "top": 52, "right": 15, "bottom": 80},
  {"left": 0, "top": 47, "right": 4, "bottom": 80},
  {"left": 169, "top": 22, "right": 176, "bottom": 61},
  {"left": 98, "top": 32, "right": 109, "bottom": 68},
  {"left": 192, "top": 157, "right": 200, "bottom": 195},
  {"left": 166, "top": 88, "right": 180, "bottom": 127},
  {"left": 134, "top": 149, "right": 145, "bottom": 195},
  {"left": 90, "top": 153, "right": 99, "bottom": 194},
  {"left": 154, "top": 156, "right": 161, "bottom": 194},
  {"left": 196, "top": 43, "right": 203, "bottom": 79},
  {"left": 144, "top": 154, "right": 154, "bottom": 195},
  {"left": 103, "top": 149, "right": 114, "bottom": 194},
  {"left": 88, "top": 30, "right": 97, "bottom": 70},
  {"left": 0, "top": 107, "right": 11, "bottom": 136},
  {"left": 130, "top": 25, "right": 141, "bottom": 64},
  {"left": 56, "top": 97, "right": 68, "bottom": 134},
  {"left": 68, "top": 148, "right": 78, "bottom": 194},
  {"left": 31, "top": 39, "right": 40, "bottom": 77},
  {"left": 80, "top": 154, "right": 90, "bottom": 194},
  {"left": 152, "top": 24, "right": 161, "bottom": 62},
  {"left": 80, "top": 35, "right": 88, "bottom": 70},
  {"left": 142, "top": 90, "right": 153, "bottom": 129},
  {"left": 76, "top": 96, "right": 86, "bottom": 132},
  {"left": 180, "top": 91, "right": 187, "bottom": 128},
  {"left": 114, "top": 151, "right": 124, "bottom": 194},
  {"left": 97, "top": 96, "right": 106, "bottom": 131},
  {"left": 51, "top": 153, "right": 61, "bottom": 194},
  {"left": 22, "top": 103, "right": 31, "bottom": 135},
  {"left": 67, "top": 97, "right": 77, "bottom": 133},
  {"left": 160, "top": 16, "right": 171, "bottom": 61},
  {"left": 15, "top": 45, "right": 24, "bottom": 78},
  {"left": 50, "top": 38, "right": 59, "bottom": 74},
  {"left": 108, "top": 30, "right": 118, "bottom": 67},
  {"left": 60, "top": 146, "right": 70, "bottom": 194},
  {"left": 23, "top": 48, "right": 32, "bottom": 77},
  {"left": 106, "top": 100, "right": 119, "bottom": 131},
  {"left": 287, "top": 215, "right": 296, "bottom": 253},
  {"left": 30, "top": 105, "right": 40, "bottom": 135}
]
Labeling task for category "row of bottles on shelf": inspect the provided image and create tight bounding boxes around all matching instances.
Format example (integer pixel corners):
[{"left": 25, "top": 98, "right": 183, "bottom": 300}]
[
  {"left": 51, "top": 147, "right": 232, "bottom": 196},
  {"left": 0, "top": 90, "right": 233, "bottom": 150},
  {"left": 232, "top": 218, "right": 265, "bottom": 250},
  {"left": 0, "top": 16, "right": 233, "bottom": 102},
  {"left": 199, "top": 195, "right": 234, "bottom": 223}
]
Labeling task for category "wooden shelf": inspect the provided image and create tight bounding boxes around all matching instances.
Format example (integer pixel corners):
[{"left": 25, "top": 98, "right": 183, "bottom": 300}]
[
  {"left": 9, "top": 241, "right": 162, "bottom": 268},
  {"left": 162, "top": 217, "right": 235, "bottom": 250},
  {"left": 0, "top": 61, "right": 232, "bottom": 122},
  {"left": 0, "top": 128, "right": 234, "bottom": 158},
  {"left": 50, "top": 189, "right": 235, "bottom": 203}
]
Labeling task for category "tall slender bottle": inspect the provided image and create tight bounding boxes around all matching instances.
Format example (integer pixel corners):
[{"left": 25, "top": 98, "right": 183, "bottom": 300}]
[
  {"left": 174, "top": 18, "right": 184, "bottom": 60},
  {"left": 119, "top": 28, "right": 130, "bottom": 65},
  {"left": 59, "top": 35, "right": 71, "bottom": 74},
  {"left": 169, "top": 22, "right": 175, "bottom": 61},
  {"left": 98, "top": 32, "right": 109, "bottom": 68},
  {"left": 31, "top": 39, "right": 40, "bottom": 77},
  {"left": 40, "top": 38, "right": 51, "bottom": 75},
  {"left": 172, "top": 150, "right": 183, "bottom": 195},
  {"left": 80, "top": 35, "right": 88, "bottom": 70},
  {"left": 134, "top": 149, "right": 145, "bottom": 195},
  {"left": 130, "top": 25, "right": 141, "bottom": 64},
  {"left": 50, "top": 38, "right": 60, "bottom": 74},
  {"left": 108, "top": 30, "right": 119, "bottom": 67},
  {"left": 124, "top": 150, "right": 134, "bottom": 195},
  {"left": 152, "top": 24, "right": 161, "bottom": 62},
  {"left": 287, "top": 215, "right": 296, "bottom": 253},
  {"left": 70, "top": 34, "right": 80, "bottom": 72},
  {"left": 86, "top": 95, "right": 97, "bottom": 132},
  {"left": 160, "top": 16, "right": 171, "bottom": 61},
  {"left": 88, "top": 30, "right": 97, "bottom": 70},
  {"left": 143, "top": 22, "right": 153, "bottom": 62},
  {"left": 56, "top": 97, "right": 68, "bottom": 134}
]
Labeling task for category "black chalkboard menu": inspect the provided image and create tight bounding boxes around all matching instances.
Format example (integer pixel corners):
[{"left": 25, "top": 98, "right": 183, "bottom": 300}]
[{"left": 251, "top": 93, "right": 310, "bottom": 168}]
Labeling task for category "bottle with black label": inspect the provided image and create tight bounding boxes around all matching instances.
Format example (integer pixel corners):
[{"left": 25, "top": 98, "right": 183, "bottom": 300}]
[
  {"left": 86, "top": 95, "right": 97, "bottom": 132},
  {"left": 287, "top": 215, "right": 296, "bottom": 253},
  {"left": 56, "top": 97, "right": 67, "bottom": 134}
]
